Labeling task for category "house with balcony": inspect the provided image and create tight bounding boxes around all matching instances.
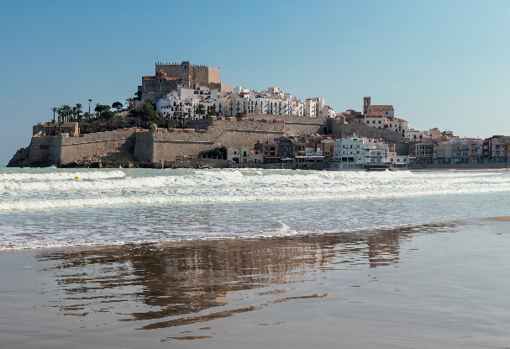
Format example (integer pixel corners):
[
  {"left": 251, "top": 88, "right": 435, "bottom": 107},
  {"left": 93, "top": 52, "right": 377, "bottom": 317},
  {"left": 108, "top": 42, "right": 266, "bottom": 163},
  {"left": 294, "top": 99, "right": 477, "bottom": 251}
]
[
  {"left": 330, "top": 136, "right": 365, "bottom": 169},
  {"left": 364, "top": 140, "right": 388, "bottom": 164}
]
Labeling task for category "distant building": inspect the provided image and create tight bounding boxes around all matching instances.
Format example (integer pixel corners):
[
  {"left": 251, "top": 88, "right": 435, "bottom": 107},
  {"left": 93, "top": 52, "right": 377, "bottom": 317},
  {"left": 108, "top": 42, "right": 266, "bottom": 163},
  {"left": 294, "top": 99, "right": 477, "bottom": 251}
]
[{"left": 330, "top": 136, "right": 365, "bottom": 169}]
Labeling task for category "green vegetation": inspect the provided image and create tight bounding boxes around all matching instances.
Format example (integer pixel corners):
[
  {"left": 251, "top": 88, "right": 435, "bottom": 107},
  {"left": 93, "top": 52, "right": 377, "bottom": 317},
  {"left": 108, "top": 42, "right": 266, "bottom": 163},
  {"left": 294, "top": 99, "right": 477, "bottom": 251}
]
[
  {"left": 47, "top": 96, "right": 180, "bottom": 135},
  {"left": 199, "top": 146, "right": 227, "bottom": 159}
]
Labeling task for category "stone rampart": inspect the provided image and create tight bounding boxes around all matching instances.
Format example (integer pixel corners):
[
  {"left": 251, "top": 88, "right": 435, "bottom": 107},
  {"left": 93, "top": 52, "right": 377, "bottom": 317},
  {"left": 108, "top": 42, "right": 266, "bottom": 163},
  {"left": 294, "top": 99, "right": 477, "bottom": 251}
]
[
  {"left": 137, "top": 119, "right": 286, "bottom": 162},
  {"left": 29, "top": 136, "right": 52, "bottom": 165},
  {"left": 20, "top": 115, "right": 412, "bottom": 167},
  {"left": 329, "top": 119, "right": 407, "bottom": 143},
  {"left": 58, "top": 129, "right": 137, "bottom": 165},
  {"left": 26, "top": 129, "right": 138, "bottom": 166}
]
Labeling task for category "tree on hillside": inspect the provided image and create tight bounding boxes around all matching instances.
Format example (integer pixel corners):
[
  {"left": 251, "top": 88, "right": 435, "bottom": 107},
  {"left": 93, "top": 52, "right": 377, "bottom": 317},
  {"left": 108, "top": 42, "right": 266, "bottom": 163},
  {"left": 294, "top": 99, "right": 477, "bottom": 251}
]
[
  {"left": 142, "top": 100, "right": 157, "bottom": 122},
  {"left": 94, "top": 104, "right": 111, "bottom": 114},
  {"left": 112, "top": 101, "right": 123, "bottom": 110},
  {"left": 100, "top": 110, "right": 116, "bottom": 125},
  {"left": 125, "top": 97, "right": 135, "bottom": 110},
  {"left": 194, "top": 103, "right": 206, "bottom": 119},
  {"left": 207, "top": 104, "right": 217, "bottom": 117}
]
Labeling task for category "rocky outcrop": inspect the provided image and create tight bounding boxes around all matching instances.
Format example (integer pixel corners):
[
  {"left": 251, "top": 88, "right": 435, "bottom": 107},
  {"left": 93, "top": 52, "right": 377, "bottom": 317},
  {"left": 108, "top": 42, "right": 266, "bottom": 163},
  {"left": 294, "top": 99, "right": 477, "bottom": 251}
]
[{"left": 7, "top": 144, "right": 31, "bottom": 167}]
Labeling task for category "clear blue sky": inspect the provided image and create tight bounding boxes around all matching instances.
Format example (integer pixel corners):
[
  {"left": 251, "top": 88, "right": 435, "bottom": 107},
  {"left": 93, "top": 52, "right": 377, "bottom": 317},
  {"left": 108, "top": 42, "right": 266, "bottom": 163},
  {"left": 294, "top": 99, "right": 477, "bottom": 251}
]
[{"left": 1, "top": 0, "right": 509, "bottom": 165}]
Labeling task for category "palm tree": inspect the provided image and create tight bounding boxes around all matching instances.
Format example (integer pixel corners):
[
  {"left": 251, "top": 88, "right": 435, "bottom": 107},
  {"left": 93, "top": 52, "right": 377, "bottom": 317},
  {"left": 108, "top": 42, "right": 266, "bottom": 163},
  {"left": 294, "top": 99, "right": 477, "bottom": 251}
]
[
  {"left": 195, "top": 103, "right": 206, "bottom": 119},
  {"left": 63, "top": 105, "right": 72, "bottom": 122},
  {"left": 71, "top": 106, "right": 78, "bottom": 122},
  {"left": 207, "top": 104, "right": 217, "bottom": 117},
  {"left": 88, "top": 99, "right": 92, "bottom": 116},
  {"left": 51, "top": 107, "right": 58, "bottom": 122},
  {"left": 50, "top": 119, "right": 56, "bottom": 135},
  {"left": 75, "top": 103, "right": 83, "bottom": 121},
  {"left": 57, "top": 107, "right": 62, "bottom": 123},
  {"left": 180, "top": 112, "right": 188, "bottom": 128}
]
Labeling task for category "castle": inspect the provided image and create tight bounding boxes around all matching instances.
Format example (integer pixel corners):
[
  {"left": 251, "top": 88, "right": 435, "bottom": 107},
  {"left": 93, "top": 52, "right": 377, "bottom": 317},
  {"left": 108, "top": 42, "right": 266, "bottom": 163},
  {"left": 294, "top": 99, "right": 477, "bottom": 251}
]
[
  {"left": 8, "top": 61, "right": 414, "bottom": 168},
  {"left": 138, "top": 61, "right": 232, "bottom": 102}
]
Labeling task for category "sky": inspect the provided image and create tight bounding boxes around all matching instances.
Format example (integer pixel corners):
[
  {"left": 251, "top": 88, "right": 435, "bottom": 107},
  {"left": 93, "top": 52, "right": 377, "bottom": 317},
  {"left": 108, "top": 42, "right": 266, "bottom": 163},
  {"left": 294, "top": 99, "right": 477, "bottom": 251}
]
[{"left": 0, "top": 0, "right": 509, "bottom": 165}]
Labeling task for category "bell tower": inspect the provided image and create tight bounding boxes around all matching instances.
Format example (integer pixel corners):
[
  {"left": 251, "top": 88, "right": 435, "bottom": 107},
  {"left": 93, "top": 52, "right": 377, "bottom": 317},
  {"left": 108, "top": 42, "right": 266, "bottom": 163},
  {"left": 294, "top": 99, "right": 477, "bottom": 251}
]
[{"left": 363, "top": 96, "right": 371, "bottom": 115}]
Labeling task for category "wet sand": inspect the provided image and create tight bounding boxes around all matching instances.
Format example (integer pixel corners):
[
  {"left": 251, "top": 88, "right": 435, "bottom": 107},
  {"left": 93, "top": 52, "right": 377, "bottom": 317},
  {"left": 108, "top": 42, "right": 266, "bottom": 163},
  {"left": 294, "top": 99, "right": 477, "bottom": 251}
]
[
  {"left": 485, "top": 216, "right": 510, "bottom": 221},
  {"left": 410, "top": 168, "right": 510, "bottom": 172},
  {"left": 1, "top": 218, "right": 510, "bottom": 348}
]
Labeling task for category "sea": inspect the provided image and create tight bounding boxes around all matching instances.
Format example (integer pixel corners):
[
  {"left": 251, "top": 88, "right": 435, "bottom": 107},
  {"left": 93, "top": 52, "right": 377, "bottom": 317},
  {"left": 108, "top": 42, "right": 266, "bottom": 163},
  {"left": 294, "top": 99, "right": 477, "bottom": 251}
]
[
  {"left": 1, "top": 167, "right": 509, "bottom": 250},
  {"left": 2, "top": 167, "right": 510, "bottom": 348}
]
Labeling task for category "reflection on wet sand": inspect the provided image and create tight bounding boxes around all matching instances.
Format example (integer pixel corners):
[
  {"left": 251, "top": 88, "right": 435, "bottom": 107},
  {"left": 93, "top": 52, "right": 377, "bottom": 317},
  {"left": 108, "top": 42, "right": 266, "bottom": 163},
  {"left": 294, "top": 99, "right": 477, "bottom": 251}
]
[{"left": 36, "top": 222, "right": 457, "bottom": 339}]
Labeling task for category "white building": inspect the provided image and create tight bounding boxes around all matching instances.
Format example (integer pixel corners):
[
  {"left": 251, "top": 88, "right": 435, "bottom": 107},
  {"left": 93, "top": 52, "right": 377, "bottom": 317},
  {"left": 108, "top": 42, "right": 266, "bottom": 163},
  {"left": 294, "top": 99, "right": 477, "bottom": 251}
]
[
  {"left": 320, "top": 105, "right": 337, "bottom": 118},
  {"left": 387, "top": 152, "right": 410, "bottom": 168},
  {"left": 330, "top": 136, "right": 365, "bottom": 169},
  {"left": 227, "top": 147, "right": 264, "bottom": 164},
  {"left": 156, "top": 85, "right": 224, "bottom": 120},
  {"left": 408, "top": 129, "right": 426, "bottom": 141},
  {"left": 364, "top": 140, "right": 388, "bottom": 164}
]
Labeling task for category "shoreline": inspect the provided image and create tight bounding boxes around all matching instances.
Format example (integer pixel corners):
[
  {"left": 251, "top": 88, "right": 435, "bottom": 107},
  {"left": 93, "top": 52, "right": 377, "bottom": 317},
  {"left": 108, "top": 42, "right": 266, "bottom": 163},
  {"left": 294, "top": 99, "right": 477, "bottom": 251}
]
[
  {"left": 6, "top": 161, "right": 510, "bottom": 172},
  {"left": 2, "top": 217, "right": 510, "bottom": 348}
]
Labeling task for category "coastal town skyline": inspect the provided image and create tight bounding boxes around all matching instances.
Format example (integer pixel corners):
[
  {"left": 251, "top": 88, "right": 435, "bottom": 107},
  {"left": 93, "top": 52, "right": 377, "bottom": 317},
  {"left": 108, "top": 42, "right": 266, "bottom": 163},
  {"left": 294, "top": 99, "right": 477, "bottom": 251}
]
[{"left": 1, "top": 0, "right": 509, "bottom": 165}]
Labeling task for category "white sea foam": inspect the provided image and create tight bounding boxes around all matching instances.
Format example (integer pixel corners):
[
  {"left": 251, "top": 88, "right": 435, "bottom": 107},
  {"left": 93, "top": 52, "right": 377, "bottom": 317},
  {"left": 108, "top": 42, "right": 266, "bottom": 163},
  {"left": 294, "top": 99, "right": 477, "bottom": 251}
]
[
  {"left": 2, "top": 168, "right": 510, "bottom": 250},
  {"left": 0, "top": 169, "right": 126, "bottom": 182},
  {"left": 1, "top": 169, "right": 510, "bottom": 211}
]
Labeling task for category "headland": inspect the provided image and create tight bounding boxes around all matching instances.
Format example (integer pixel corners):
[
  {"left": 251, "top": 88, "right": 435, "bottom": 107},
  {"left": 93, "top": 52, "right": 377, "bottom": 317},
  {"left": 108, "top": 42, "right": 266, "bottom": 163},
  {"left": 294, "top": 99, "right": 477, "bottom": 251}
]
[{"left": 8, "top": 61, "right": 510, "bottom": 170}]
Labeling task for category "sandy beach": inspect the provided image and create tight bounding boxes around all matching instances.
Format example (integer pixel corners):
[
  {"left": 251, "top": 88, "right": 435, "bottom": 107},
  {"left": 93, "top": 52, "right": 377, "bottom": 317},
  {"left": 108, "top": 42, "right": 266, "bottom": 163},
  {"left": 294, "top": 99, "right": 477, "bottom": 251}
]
[{"left": 1, "top": 218, "right": 510, "bottom": 348}]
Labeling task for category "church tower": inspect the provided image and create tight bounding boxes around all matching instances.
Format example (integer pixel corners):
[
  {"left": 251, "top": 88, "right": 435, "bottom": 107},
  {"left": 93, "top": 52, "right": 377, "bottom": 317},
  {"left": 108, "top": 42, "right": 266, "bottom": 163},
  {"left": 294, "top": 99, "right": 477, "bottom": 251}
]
[{"left": 363, "top": 96, "right": 371, "bottom": 115}]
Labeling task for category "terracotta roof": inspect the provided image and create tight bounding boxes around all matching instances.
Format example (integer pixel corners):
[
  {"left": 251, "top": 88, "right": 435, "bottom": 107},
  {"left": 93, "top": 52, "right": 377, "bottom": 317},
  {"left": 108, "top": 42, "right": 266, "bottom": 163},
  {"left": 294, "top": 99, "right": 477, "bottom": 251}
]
[{"left": 369, "top": 105, "right": 394, "bottom": 111}]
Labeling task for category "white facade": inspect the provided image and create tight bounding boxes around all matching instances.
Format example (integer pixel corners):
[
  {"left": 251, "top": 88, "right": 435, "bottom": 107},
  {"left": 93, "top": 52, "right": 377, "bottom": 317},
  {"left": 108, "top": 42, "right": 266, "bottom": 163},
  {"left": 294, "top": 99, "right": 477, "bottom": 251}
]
[
  {"left": 330, "top": 137, "right": 365, "bottom": 169},
  {"left": 220, "top": 87, "right": 299, "bottom": 117},
  {"left": 320, "top": 105, "right": 337, "bottom": 118},
  {"left": 156, "top": 85, "right": 224, "bottom": 120},
  {"left": 408, "top": 129, "right": 425, "bottom": 141},
  {"left": 364, "top": 140, "right": 388, "bottom": 164},
  {"left": 227, "top": 147, "right": 263, "bottom": 163},
  {"left": 387, "top": 152, "right": 410, "bottom": 168},
  {"left": 384, "top": 118, "right": 410, "bottom": 136}
]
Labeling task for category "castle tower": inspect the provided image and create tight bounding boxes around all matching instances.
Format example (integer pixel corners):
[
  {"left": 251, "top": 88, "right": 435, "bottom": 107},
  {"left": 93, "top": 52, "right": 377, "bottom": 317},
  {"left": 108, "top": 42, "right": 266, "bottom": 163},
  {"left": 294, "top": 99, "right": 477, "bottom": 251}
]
[{"left": 363, "top": 96, "right": 371, "bottom": 115}]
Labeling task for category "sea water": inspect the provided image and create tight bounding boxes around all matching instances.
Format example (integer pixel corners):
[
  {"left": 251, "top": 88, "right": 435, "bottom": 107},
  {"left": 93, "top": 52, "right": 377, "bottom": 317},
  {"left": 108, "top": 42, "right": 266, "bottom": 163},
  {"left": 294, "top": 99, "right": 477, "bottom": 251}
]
[{"left": 1, "top": 167, "right": 510, "bottom": 250}]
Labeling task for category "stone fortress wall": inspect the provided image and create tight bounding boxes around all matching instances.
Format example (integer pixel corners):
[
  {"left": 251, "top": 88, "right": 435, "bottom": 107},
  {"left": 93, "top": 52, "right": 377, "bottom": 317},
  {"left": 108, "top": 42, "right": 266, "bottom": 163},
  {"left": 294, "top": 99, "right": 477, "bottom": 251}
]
[
  {"left": 27, "top": 129, "right": 137, "bottom": 166},
  {"left": 22, "top": 115, "right": 410, "bottom": 166},
  {"left": 135, "top": 117, "right": 286, "bottom": 162}
]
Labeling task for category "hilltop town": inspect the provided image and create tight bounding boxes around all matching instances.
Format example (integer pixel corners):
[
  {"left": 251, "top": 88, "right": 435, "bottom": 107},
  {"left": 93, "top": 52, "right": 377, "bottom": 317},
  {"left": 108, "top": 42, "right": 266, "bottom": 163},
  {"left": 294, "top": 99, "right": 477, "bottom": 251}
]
[{"left": 8, "top": 61, "right": 510, "bottom": 169}]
